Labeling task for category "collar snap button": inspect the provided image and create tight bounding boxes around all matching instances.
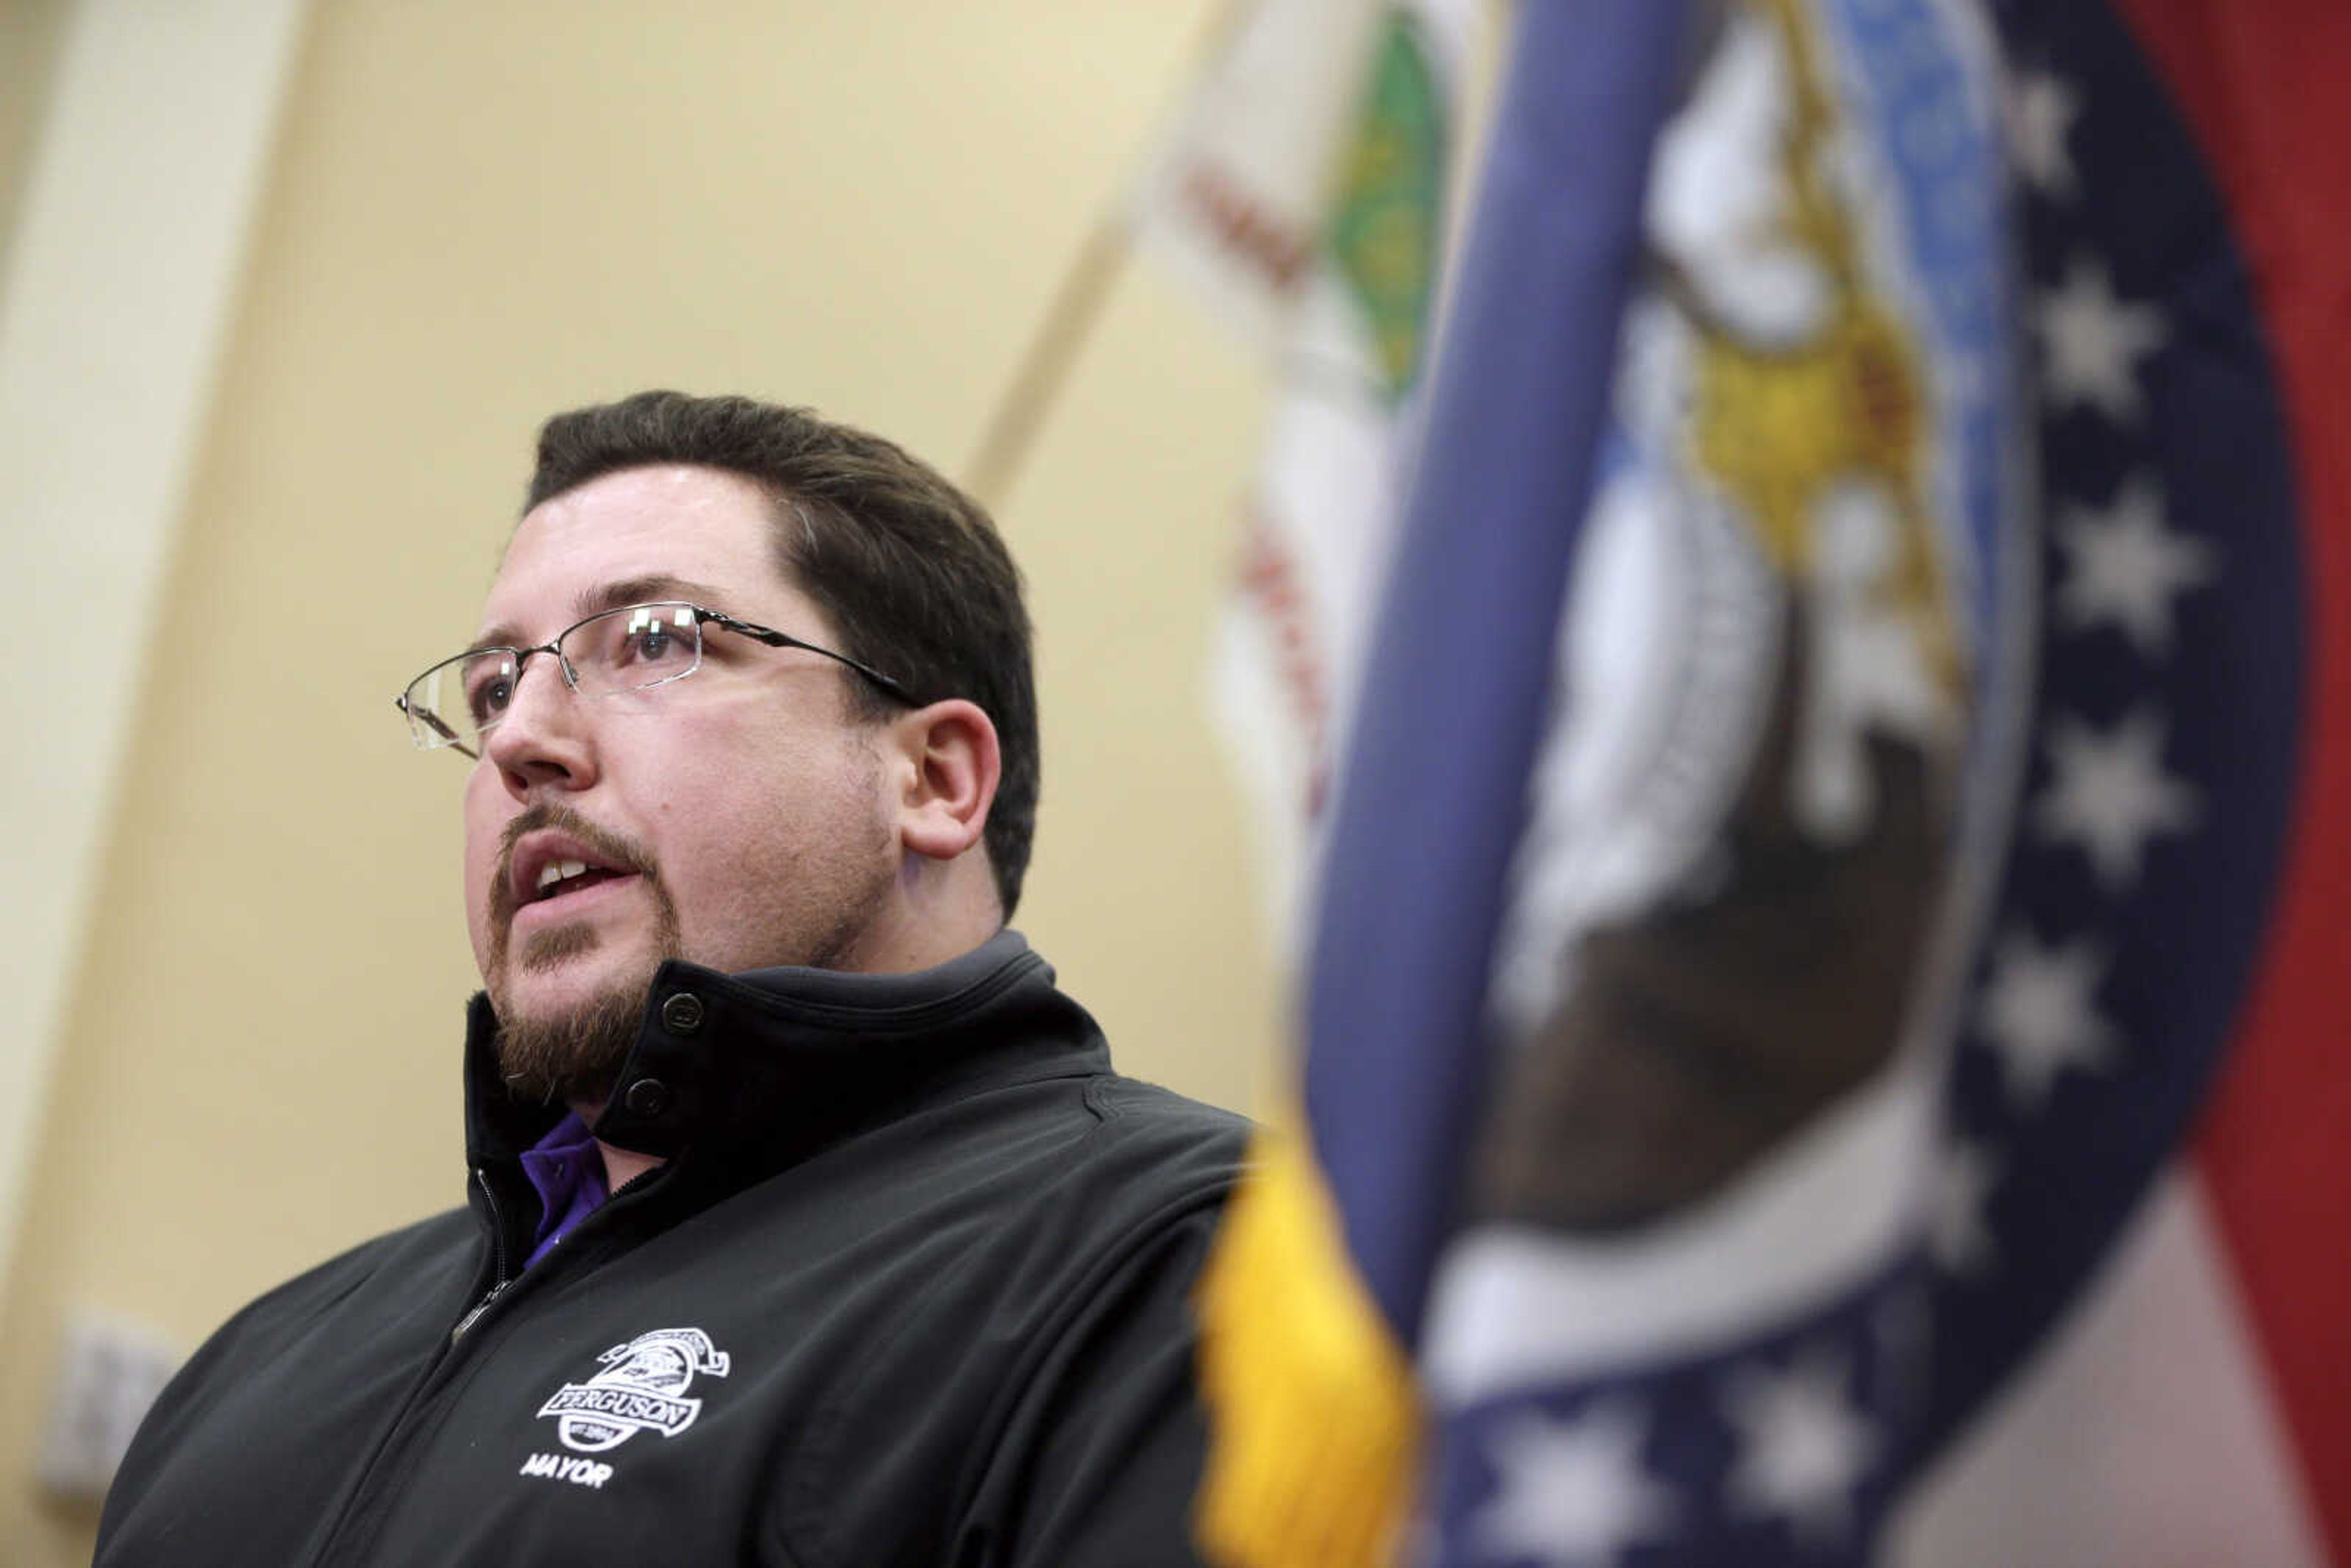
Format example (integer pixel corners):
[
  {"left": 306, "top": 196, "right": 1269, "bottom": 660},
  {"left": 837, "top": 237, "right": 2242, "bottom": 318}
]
[
  {"left": 623, "top": 1078, "right": 672, "bottom": 1117},
  {"left": 661, "top": 992, "right": 705, "bottom": 1033}
]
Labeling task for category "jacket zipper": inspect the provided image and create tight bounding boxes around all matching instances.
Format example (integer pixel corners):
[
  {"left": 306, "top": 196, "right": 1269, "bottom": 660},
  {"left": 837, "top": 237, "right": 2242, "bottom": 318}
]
[
  {"left": 451, "top": 1158, "right": 666, "bottom": 1343},
  {"left": 304, "top": 1155, "right": 679, "bottom": 1565},
  {"left": 299, "top": 1168, "right": 512, "bottom": 1567},
  {"left": 450, "top": 1169, "right": 512, "bottom": 1341}
]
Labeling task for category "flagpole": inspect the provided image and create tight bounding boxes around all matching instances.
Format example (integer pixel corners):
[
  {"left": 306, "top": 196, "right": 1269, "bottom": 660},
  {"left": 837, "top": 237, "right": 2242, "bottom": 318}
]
[
  {"left": 962, "top": 0, "right": 1257, "bottom": 510},
  {"left": 961, "top": 212, "right": 1133, "bottom": 509}
]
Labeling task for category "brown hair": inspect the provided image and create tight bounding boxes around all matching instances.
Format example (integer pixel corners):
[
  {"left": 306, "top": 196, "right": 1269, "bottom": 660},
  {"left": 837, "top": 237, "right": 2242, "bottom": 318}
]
[{"left": 526, "top": 391, "right": 1038, "bottom": 917}]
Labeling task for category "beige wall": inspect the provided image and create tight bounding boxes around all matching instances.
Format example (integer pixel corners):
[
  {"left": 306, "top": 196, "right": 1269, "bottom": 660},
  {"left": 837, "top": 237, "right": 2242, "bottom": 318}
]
[
  {"left": 0, "top": 0, "right": 73, "bottom": 287},
  {"left": 0, "top": 2, "right": 1281, "bottom": 1559}
]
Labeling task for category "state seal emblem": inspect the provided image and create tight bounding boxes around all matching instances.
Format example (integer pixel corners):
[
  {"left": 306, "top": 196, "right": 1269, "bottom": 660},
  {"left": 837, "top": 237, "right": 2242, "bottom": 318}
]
[{"left": 535, "top": 1326, "right": 732, "bottom": 1454}]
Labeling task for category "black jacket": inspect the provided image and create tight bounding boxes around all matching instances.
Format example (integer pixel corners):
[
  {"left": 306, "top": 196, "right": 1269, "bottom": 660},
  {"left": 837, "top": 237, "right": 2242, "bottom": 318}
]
[{"left": 96, "top": 932, "right": 1250, "bottom": 1566}]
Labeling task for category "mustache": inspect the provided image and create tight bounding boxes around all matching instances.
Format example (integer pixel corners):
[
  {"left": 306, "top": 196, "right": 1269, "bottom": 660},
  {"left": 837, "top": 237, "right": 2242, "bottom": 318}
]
[{"left": 489, "top": 801, "right": 659, "bottom": 926}]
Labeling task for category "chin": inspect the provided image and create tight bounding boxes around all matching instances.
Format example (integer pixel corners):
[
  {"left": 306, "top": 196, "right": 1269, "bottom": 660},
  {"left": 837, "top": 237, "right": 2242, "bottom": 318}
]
[
  {"left": 487, "top": 927, "right": 678, "bottom": 1103},
  {"left": 495, "top": 931, "right": 654, "bottom": 1018},
  {"left": 506, "top": 970, "right": 643, "bottom": 1026}
]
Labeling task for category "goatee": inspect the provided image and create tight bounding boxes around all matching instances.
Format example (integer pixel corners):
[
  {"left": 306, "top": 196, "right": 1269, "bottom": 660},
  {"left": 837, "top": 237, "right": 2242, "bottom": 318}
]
[
  {"left": 486, "top": 801, "right": 682, "bottom": 1108},
  {"left": 495, "top": 978, "right": 656, "bottom": 1108}
]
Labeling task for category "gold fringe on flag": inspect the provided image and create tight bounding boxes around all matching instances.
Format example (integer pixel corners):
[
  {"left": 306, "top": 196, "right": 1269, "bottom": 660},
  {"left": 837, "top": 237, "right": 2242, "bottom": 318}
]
[{"left": 1193, "top": 1119, "right": 1422, "bottom": 1568}]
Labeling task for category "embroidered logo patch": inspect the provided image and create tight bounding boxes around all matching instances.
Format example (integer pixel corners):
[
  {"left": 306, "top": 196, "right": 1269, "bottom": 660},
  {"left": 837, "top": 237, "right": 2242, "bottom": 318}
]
[{"left": 534, "top": 1326, "right": 732, "bottom": 1454}]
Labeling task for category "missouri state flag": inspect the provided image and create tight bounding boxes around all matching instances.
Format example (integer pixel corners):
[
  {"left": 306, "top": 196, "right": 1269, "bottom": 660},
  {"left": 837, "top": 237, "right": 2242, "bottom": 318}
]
[
  {"left": 1128, "top": 0, "right": 1480, "bottom": 950},
  {"left": 1191, "top": 0, "right": 2349, "bottom": 1564}
]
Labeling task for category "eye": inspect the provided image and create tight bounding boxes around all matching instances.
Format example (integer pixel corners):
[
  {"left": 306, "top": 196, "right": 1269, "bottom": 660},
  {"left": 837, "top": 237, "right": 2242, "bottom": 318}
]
[
  {"left": 463, "top": 659, "right": 515, "bottom": 724},
  {"left": 623, "top": 621, "right": 674, "bottom": 664},
  {"left": 608, "top": 606, "right": 696, "bottom": 674}
]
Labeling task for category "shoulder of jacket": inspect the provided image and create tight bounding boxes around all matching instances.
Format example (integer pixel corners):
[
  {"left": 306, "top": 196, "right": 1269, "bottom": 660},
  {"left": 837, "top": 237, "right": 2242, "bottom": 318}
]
[
  {"left": 1081, "top": 1073, "right": 1252, "bottom": 1144},
  {"left": 210, "top": 1206, "right": 474, "bottom": 1334},
  {"left": 1061, "top": 1076, "right": 1251, "bottom": 1216}
]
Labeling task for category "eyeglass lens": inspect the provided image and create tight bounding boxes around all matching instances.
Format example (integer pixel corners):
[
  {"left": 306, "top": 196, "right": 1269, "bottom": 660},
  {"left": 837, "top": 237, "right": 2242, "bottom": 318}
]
[{"left": 402, "top": 602, "right": 704, "bottom": 751}]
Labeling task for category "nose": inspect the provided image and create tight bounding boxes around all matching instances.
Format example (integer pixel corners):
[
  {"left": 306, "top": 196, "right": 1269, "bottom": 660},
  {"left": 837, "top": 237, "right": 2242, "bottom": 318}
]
[{"left": 480, "top": 651, "right": 598, "bottom": 798}]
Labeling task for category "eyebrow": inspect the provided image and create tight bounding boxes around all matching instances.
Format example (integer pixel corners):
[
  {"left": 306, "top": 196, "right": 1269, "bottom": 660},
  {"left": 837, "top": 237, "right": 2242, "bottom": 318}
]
[{"left": 469, "top": 573, "right": 733, "bottom": 654}]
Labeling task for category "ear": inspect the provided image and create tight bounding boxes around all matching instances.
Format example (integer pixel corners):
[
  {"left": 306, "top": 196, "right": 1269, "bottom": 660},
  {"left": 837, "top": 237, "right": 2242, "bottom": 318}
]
[{"left": 888, "top": 699, "right": 1000, "bottom": 865}]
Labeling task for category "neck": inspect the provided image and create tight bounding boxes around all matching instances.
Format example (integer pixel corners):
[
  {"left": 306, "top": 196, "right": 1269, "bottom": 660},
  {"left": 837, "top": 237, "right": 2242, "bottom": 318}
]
[
  {"left": 570, "top": 872, "right": 1004, "bottom": 1191},
  {"left": 849, "top": 855, "right": 1004, "bottom": 973},
  {"left": 568, "top": 1094, "right": 667, "bottom": 1192},
  {"left": 596, "top": 1138, "right": 665, "bottom": 1195}
]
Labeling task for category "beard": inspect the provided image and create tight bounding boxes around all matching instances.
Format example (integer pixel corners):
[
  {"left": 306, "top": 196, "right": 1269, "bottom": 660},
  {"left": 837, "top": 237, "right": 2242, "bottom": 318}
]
[
  {"left": 481, "top": 781, "right": 898, "bottom": 1112},
  {"left": 486, "top": 802, "right": 683, "bottom": 1108},
  {"left": 490, "top": 915, "right": 684, "bottom": 1107}
]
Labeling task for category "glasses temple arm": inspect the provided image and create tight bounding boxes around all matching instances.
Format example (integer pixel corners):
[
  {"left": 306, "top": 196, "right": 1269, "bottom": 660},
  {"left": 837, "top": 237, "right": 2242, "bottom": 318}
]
[
  {"left": 702, "top": 611, "right": 919, "bottom": 706},
  {"left": 398, "top": 692, "right": 482, "bottom": 758}
]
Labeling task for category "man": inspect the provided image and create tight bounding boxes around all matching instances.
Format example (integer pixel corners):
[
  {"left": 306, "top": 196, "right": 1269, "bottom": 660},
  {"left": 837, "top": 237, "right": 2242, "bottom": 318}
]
[{"left": 95, "top": 391, "right": 1249, "bottom": 1566}]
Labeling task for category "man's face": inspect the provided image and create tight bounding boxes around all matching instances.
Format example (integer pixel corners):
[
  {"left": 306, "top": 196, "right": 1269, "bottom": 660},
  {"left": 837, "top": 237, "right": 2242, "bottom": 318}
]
[{"left": 464, "top": 465, "right": 901, "bottom": 1101}]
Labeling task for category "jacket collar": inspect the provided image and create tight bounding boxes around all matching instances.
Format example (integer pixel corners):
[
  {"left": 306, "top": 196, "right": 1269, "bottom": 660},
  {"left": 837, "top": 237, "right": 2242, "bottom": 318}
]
[{"left": 462, "top": 930, "right": 1107, "bottom": 1174}]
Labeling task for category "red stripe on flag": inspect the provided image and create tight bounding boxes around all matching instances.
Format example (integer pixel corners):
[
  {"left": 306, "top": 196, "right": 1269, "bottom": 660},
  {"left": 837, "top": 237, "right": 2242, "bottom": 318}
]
[{"left": 2118, "top": 0, "right": 2351, "bottom": 1558}]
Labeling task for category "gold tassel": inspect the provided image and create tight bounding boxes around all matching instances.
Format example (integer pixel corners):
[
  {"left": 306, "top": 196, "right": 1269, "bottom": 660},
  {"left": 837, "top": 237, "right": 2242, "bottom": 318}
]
[{"left": 1193, "top": 1120, "right": 1422, "bottom": 1568}]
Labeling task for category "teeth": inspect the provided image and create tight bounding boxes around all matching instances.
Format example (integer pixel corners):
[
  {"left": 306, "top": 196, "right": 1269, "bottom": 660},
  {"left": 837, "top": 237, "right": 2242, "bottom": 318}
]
[{"left": 536, "top": 859, "right": 590, "bottom": 893}]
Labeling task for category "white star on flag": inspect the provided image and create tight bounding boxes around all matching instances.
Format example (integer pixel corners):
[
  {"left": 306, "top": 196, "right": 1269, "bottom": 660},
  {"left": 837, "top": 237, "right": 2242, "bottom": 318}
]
[
  {"left": 2055, "top": 475, "right": 2217, "bottom": 656},
  {"left": 1472, "top": 1402, "right": 1677, "bottom": 1567},
  {"left": 1723, "top": 1349, "right": 1877, "bottom": 1544},
  {"left": 1976, "top": 926, "right": 2117, "bottom": 1109},
  {"left": 1930, "top": 1139, "right": 2001, "bottom": 1278},
  {"left": 2005, "top": 67, "right": 2082, "bottom": 199},
  {"left": 2036, "top": 256, "right": 2168, "bottom": 423},
  {"left": 2035, "top": 705, "right": 2201, "bottom": 889}
]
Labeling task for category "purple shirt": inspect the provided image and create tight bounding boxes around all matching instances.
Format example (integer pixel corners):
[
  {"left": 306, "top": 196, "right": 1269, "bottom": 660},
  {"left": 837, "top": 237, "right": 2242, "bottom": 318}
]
[{"left": 518, "top": 1111, "right": 609, "bottom": 1269}]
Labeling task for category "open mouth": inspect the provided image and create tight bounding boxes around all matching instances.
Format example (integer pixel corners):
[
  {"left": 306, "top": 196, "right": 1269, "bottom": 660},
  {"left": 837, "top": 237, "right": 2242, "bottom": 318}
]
[
  {"left": 506, "top": 831, "right": 643, "bottom": 923},
  {"left": 532, "top": 860, "right": 630, "bottom": 903}
]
